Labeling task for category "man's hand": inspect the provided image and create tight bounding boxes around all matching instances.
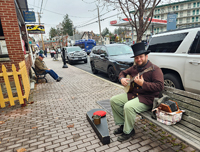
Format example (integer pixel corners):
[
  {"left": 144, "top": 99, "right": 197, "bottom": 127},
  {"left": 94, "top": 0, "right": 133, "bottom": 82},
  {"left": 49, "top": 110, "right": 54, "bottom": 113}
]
[
  {"left": 134, "top": 74, "right": 144, "bottom": 86},
  {"left": 121, "top": 78, "right": 130, "bottom": 86},
  {"left": 48, "top": 69, "right": 51, "bottom": 70}
]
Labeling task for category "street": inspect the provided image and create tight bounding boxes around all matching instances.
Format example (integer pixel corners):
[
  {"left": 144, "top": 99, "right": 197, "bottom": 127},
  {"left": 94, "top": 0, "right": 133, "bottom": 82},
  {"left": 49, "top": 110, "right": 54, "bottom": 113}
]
[{"left": 71, "top": 55, "right": 120, "bottom": 84}]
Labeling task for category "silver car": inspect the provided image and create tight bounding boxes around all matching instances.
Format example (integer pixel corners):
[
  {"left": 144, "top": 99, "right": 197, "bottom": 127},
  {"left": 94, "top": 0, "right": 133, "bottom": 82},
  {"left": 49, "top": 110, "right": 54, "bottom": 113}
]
[{"left": 62, "top": 46, "right": 87, "bottom": 64}]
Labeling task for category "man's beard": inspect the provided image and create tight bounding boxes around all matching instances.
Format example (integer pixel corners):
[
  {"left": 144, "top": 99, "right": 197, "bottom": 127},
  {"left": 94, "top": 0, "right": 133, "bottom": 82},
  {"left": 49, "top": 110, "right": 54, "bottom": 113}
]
[{"left": 136, "top": 61, "right": 147, "bottom": 67}]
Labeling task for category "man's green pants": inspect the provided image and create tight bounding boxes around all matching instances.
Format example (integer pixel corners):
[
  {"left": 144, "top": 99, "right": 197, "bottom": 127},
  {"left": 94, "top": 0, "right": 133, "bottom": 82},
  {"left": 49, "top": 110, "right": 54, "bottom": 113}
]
[{"left": 110, "top": 93, "right": 151, "bottom": 134}]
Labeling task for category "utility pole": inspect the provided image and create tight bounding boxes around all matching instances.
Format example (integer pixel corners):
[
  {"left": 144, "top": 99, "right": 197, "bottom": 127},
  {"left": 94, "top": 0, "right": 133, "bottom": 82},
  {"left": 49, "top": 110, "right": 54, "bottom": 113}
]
[
  {"left": 97, "top": 6, "right": 102, "bottom": 45},
  {"left": 73, "top": 25, "right": 75, "bottom": 46},
  {"left": 37, "top": 12, "right": 45, "bottom": 50}
]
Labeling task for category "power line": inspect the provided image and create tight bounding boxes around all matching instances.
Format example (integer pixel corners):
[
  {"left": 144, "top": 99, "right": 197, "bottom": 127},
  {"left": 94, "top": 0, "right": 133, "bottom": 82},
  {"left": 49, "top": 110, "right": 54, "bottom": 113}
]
[
  {"left": 28, "top": 3, "right": 95, "bottom": 18},
  {"left": 40, "top": 0, "right": 43, "bottom": 14},
  {"left": 43, "top": 0, "right": 48, "bottom": 10},
  {"left": 82, "top": 0, "right": 97, "bottom": 4},
  {"left": 74, "top": 8, "right": 116, "bottom": 25},
  {"left": 76, "top": 12, "right": 123, "bottom": 28},
  {"left": 75, "top": 4, "right": 136, "bottom": 28},
  {"left": 37, "top": 0, "right": 40, "bottom": 13}
]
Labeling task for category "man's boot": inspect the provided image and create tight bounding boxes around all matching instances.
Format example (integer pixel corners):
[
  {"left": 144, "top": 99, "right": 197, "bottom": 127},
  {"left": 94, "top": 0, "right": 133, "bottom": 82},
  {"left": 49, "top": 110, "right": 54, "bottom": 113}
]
[
  {"left": 117, "top": 128, "right": 135, "bottom": 142},
  {"left": 113, "top": 125, "right": 124, "bottom": 135}
]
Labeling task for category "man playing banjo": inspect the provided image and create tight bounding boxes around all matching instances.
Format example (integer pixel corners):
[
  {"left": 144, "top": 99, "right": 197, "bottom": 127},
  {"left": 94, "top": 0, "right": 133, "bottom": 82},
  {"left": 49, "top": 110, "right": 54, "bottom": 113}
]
[{"left": 110, "top": 42, "right": 164, "bottom": 142}]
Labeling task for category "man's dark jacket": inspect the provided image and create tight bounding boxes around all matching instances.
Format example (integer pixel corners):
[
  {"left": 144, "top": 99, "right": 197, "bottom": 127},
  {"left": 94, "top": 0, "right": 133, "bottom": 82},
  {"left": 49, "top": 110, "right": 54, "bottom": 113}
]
[{"left": 119, "top": 61, "right": 164, "bottom": 105}]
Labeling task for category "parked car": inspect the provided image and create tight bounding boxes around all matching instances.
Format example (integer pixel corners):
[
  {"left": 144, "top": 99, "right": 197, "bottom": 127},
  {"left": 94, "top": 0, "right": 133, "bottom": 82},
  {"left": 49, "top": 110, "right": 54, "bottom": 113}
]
[
  {"left": 61, "top": 46, "right": 87, "bottom": 64},
  {"left": 147, "top": 26, "right": 200, "bottom": 94},
  {"left": 90, "top": 44, "right": 134, "bottom": 82}
]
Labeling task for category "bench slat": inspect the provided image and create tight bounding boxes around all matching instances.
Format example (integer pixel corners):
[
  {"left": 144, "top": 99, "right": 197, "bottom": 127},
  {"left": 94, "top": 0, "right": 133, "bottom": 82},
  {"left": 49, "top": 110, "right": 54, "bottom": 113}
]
[
  {"left": 164, "top": 91, "right": 200, "bottom": 108},
  {"left": 178, "top": 119, "right": 200, "bottom": 134},
  {"left": 174, "top": 124, "right": 200, "bottom": 142},
  {"left": 182, "top": 110, "right": 200, "bottom": 120},
  {"left": 164, "top": 92, "right": 200, "bottom": 115},
  {"left": 165, "top": 92, "right": 200, "bottom": 108},
  {"left": 164, "top": 87, "right": 200, "bottom": 100},
  {"left": 182, "top": 115, "right": 200, "bottom": 128},
  {"left": 140, "top": 111, "right": 200, "bottom": 150}
]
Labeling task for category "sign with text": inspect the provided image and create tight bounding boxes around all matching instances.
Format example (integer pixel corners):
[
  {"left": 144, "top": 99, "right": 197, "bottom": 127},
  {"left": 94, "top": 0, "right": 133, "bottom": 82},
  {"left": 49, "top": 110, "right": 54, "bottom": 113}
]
[
  {"left": 110, "top": 20, "right": 117, "bottom": 25},
  {"left": 167, "top": 13, "right": 177, "bottom": 31},
  {"left": 23, "top": 11, "right": 36, "bottom": 22},
  {"left": 26, "top": 25, "right": 45, "bottom": 34}
]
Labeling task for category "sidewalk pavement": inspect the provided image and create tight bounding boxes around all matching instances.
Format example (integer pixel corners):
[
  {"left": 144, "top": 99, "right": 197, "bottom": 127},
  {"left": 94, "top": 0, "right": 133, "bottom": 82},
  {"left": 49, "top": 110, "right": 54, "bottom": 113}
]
[{"left": 0, "top": 55, "right": 198, "bottom": 152}]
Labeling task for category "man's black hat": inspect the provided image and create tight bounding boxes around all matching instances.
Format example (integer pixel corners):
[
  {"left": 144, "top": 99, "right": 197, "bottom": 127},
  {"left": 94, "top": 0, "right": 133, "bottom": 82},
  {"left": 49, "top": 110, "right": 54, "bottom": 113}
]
[{"left": 130, "top": 42, "right": 150, "bottom": 58}]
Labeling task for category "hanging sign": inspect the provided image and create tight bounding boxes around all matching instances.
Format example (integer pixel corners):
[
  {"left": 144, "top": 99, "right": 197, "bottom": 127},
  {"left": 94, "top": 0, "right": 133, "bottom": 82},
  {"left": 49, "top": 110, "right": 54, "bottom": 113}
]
[
  {"left": 26, "top": 25, "right": 45, "bottom": 34},
  {"left": 23, "top": 11, "right": 36, "bottom": 22}
]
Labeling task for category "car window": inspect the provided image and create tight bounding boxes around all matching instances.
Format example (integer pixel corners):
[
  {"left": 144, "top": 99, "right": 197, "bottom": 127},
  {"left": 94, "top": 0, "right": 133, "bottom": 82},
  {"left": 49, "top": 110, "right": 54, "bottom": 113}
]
[
  {"left": 100, "top": 46, "right": 108, "bottom": 56},
  {"left": 189, "top": 31, "right": 200, "bottom": 54},
  {"left": 92, "top": 46, "right": 101, "bottom": 54},
  {"left": 67, "top": 47, "right": 82, "bottom": 52},
  {"left": 106, "top": 45, "right": 133, "bottom": 56},
  {"left": 91, "top": 47, "right": 96, "bottom": 54},
  {"left": 148, "top": 32, "right": 188, "bottom": 53}
]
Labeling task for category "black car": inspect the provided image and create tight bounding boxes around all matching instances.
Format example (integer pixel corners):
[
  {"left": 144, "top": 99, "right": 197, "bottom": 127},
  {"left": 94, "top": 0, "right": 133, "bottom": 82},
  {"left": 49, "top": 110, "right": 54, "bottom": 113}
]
[{"left": 90, "top": 44, "right": 134, "bottom": 82}]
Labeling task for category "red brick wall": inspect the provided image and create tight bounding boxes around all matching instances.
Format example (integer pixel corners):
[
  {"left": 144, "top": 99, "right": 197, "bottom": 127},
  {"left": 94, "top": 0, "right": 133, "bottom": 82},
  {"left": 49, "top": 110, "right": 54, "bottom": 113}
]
[
  {"left": 25, "top": 54, "right": 32, "bottom": 76},
  {"left": 0, "top": 0, "right": 32, "bottom": 82}
]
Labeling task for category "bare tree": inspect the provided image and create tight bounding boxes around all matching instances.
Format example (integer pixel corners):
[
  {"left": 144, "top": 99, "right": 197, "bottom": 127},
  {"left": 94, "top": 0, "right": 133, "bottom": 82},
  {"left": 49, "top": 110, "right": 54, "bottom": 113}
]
[{"left": 104, "top": 0, "right": 161, "bottom": 43}]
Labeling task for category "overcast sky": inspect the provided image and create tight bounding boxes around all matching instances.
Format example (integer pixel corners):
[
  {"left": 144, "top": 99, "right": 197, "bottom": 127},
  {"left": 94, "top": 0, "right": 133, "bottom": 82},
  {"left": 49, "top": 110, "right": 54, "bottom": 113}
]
[{"left": 27, "top": 0, "right": 126, "bottom": 40}]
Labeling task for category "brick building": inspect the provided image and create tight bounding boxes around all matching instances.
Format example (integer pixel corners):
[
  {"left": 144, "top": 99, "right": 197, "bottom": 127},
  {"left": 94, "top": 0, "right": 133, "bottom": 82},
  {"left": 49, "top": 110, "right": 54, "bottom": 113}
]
[
  {"left": 43, "top": 35, "right": 68, "bottom": 49},
  {"left": 0, "top": 0, "right": 32, "bottom": 83}
]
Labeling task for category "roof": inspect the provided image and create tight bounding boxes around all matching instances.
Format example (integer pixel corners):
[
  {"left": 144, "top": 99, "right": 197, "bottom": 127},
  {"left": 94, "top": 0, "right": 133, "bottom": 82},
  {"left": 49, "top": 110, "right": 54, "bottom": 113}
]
[
  {"left": 110, "top": 18, "right": 167, "bottom": 28},
  {"left": 129, "top": 0, "right": 198, "bottom": 13},
  {"left": 154, "top": 25, "right": 200, "bottom": 35}
]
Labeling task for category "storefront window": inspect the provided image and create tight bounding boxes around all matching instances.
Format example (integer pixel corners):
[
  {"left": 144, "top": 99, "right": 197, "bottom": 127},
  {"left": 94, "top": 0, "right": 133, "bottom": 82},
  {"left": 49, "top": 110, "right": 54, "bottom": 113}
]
[{"left": 0, "top": 19, "right": 9, "bottom": 58}]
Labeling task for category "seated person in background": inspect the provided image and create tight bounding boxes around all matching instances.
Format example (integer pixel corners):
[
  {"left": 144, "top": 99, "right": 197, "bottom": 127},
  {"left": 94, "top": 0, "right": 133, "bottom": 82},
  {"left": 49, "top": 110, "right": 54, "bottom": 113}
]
[
  {"left": 34, "top": 54, "right": 62, "bottom": 82},
  {"left": 110, "top": 42, "right": 164, "bottom": 142}
]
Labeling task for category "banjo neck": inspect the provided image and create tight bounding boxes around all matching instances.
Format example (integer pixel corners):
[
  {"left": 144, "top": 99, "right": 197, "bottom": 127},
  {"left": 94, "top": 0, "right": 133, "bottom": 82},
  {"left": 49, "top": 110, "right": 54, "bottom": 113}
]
[{"left": 129, "top": 65, "right": 154, "bottom": 83}]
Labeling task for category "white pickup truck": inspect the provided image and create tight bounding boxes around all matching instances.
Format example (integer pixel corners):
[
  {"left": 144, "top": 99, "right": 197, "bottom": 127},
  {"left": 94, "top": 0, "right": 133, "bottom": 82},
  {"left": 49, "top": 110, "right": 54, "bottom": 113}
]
[{"left": 147, "top": 26, "right": 200, "bottom": 94}]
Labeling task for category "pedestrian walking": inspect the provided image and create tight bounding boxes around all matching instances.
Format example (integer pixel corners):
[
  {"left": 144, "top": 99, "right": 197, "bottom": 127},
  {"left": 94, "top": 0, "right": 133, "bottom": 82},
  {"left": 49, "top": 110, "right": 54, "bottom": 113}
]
[
  {"left": 50, "top": 47, "right": 56, "bottom": 58},
  {"left": 44, "top": 48, "right": 47, "bottom": 57},
  {"left": 39, "top": 49, "right": 44, "bottom": 55}
]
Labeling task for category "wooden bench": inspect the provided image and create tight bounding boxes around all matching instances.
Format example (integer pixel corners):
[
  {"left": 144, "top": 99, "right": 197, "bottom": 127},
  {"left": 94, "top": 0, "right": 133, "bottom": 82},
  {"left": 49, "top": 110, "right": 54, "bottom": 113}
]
[
  {"left": 32, "top": 67, "right": 48, "bottom": 83},
  {"left": 140, "top": 86, "right": 200, "bottom": 150}
]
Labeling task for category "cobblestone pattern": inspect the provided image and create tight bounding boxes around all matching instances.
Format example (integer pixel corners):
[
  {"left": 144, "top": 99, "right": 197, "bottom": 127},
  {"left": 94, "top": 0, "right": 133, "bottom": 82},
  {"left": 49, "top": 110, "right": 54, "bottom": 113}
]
[{"left": 0, "top": 57, "right": 198, "bottom": 152}]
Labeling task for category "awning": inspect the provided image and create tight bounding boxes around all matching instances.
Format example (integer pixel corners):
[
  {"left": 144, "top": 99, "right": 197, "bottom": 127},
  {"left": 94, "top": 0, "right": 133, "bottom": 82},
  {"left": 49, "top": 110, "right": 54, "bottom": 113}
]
[{"left": 110, "top": 18, "right": 167, "bottom": 28}]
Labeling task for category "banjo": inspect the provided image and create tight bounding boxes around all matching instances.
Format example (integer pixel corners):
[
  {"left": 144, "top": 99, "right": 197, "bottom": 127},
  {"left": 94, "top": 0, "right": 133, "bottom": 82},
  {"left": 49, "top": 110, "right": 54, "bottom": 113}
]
[{"left": 124, "top": 65, "right": 154, "bottom": 93}]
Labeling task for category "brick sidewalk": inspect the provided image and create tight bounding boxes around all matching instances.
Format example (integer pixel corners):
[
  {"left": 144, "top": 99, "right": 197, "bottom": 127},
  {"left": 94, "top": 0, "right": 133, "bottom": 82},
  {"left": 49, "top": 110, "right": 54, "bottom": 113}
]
[{"left": 0, "top": 55, "right": 198, "bottom": 152}]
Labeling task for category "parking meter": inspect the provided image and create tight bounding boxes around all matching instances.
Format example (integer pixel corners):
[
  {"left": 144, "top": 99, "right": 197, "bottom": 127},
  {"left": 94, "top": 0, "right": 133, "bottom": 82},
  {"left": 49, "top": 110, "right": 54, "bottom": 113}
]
[{"left": 62, "top": 48, "right": 68, "bottom": 68}]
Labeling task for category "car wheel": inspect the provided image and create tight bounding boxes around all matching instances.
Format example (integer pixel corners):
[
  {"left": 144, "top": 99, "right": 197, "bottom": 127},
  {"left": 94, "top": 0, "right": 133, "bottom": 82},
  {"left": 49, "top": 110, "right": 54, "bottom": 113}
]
[
  {"left": 164, "top": 73, "right": 183, "bottom": 90},
  {"left": 67, "top": 57, "right": 73, "bottom": 65},
  {"left": 84, "top": 59, "right": 87, "bottom": 63},
  {"left": 108, "top": 66, "right": 118, "bottom": 82},
  {"left": 91, "top": 62, "right": 98, "bottom": 74}
]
